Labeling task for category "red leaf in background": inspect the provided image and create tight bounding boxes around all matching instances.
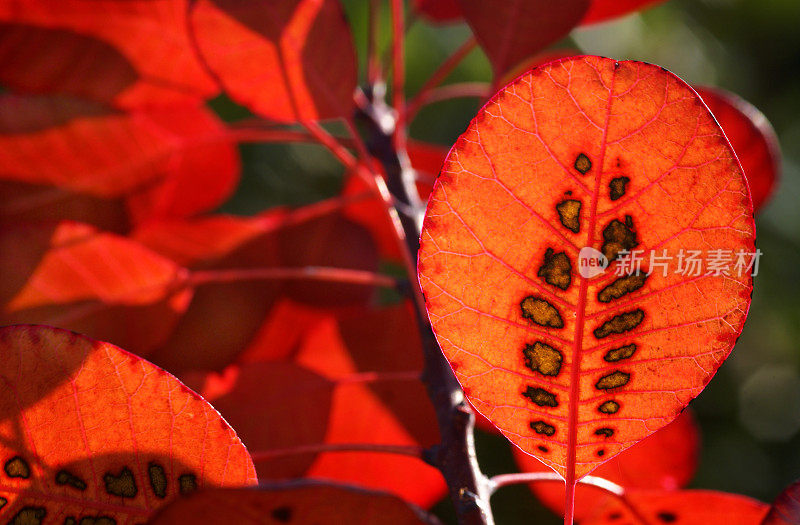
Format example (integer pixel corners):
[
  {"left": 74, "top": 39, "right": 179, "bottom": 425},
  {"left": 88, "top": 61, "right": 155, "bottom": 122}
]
[
  {"left": 0, "top": 325, "right": 255, "bottom": 522},
  {"left": 0, "top": 1, "right": 217, "bottom": 107},
  {"left": 762, "top": 480, "right": 800, "bottom": 525},
  {"left": 498, "top": 50, "right": 581, "bottom": 88},
  {"left": 414, "top": 0, "right": 463, "bottom": 24},
  {"left": 150, "top": 482, "right": 439, "bottom": 524},
  {"left": 581, "top": 0, "right": 668, "bottom": 25},
  {"left": 0, "top": 222, "right": 191, "bottom": 355},
  {"left": 583, "top": 490, "right": 768, "bottom": 525},
  {"left": 190, "top": 0, "right": 358, "bottom": 123},
  {"left": 514, "top": 410, "right": 700, "bottom": 520},
  {"left": 695, "top": 86, "right": 781, "bottom": 212},
  {"left": 0, "top": 95, "right": 240, "bottom": 225},
  {"left": 417, "top": 56, "right": 754, "bottom": 491},
  {"left": 456, "top": 0, "right": 590, "bottom": 78}
]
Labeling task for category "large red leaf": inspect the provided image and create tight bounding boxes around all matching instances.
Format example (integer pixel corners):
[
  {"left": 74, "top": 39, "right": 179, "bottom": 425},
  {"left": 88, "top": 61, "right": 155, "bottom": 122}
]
[
  {"left": 190, "top": 0, "right": 357, "bottom": 122},
  {"left": 417, "top": 56, "right": 755, "bottom": 488},
  {"left": 456, "top": 0, "right": 590, "bottom": 78},
  {"left": 695, "top": 86, "right": 781, "bottom": 212},
  {"left": 583, "top": 490, "right": 768, "bottom": 525},
  {"left": 150, "top": 482, "right": 438, "bottom": 524},
  {"left": 581, "top": 0, "right": 668, "bottom": 25},
  {"left": 762, "top": 480, "right": 800, "bottom": 525},
  {"left": 414, "top": 0, "right": 462, "bottom": 23},
  {"left": 0, "top": 325, "right": 256, "bottom": 522},
  {"left": 0, "top": 95, "right": 240, "bottom": 225},
  {"left": 514, "top": 410, "right": 699, "bottom": 520},
  {"left": 0, "top": 1, "right": 217, "bottom": 107}
]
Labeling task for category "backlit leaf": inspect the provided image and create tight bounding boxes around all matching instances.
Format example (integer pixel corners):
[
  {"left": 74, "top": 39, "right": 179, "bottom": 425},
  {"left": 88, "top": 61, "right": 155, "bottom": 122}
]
[
  {"left": 190, "top": 0, "right": 358, "bottom": 123},
  {"left": 150, "top": 482, "right": 439, "bottom": 524},
  {"left": 0, "top": 325, "right": 256, "bottom": 522},
  {"left": 417, "top": 56, "right": 755, "bottom": 484},
  {"left": 695, "top": 86, "right": 781, "bottom": 212},
  {"left": 456, "top": 0, "right": 590, "bottom": 78},
  {"left": 581, "top": 0, "right": 668, "bottom": 25},
  {"left": 762, "top": 480, "right": 800, "bottom": 525}
]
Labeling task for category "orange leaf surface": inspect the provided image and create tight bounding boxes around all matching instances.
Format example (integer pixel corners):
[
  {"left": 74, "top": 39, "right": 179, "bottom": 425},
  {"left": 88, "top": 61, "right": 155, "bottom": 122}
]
[
  {"left": 456, "top": 0, "right": 590, "bottom": 78},
  {"left": 0, "top": 95, "right": 240, "bottom": 225},
  {"left": 695, "top": 86, "right": 781, "bottom": 212},
  {"left": 417, "top": 56, "right": 755, "bottom": 491},
  {"left": 0, "top": 1, "right": 217, "bottom": 107},
  {"left": 762, "top": 480, "right": 800, "bottom": 525},
  {"left": 150, "top": 482, "right": 438, "bottom": 524},
  {"left": 189, "top": 0, "right": 357, "bottom": 123},
  {"left": 0, "top": 325, "right": 256, "bottom": 523},
  {"left": 514, "top": 410, "right": 699, "bottom": 520},
  {"left": 583, "top": 490, "right": 768, "bottom": 525},
  {"left": 581, "top": 0, "right": 668, "bottom": 25}
]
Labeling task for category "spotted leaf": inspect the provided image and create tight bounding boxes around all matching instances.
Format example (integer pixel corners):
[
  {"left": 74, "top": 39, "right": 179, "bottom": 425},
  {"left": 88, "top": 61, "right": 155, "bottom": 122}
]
[
  {"left": 0, "top": 325, "right": 256, "bottom": 523},
  {"left": 417, "top": 56, "right": 755, "bottom": 491}
]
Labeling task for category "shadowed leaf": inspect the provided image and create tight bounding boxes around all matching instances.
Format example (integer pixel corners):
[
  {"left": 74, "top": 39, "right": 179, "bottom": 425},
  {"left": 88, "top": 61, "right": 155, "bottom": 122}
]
[
  {"left": 581, "top": 0, "right": 668, "bottom": 25},
  {"left": 762, "top": 480, "right": 800, "bottom": 525}
]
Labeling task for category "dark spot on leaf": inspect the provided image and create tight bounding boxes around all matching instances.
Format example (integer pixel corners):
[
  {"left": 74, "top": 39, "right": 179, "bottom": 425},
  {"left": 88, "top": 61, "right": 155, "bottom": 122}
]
[
  {"left": 148, "top": 462, "right": 167, "bottom": 499},
  {"left": 598, "top": 272, "right": 647, "bottom": 303},
  {"left": 593, "top": 309, "right": 645, "bottom": 339},
  {"left": 9, "top": 507, "right": 46, "bottom": 525},
  {"left": 538, "top": 248, "right": 572, "bottom": 290},
  {"left": 657, "top": 512, "right": 678, "bottom": 523},
  {"left": 574, "top": 153, "right": 592, "bottom": 174},
  {"left": 609, "top": 176, "right": 630, "bottom": 201},
  {"left": 522, "top": 341, "right": 563, "bottom": 376},
  {"left": 179, "top": 473, "right": 197, "bottom": 495},
  {"left": 596, "top": 371, "right": 631, "bottom": 390},
  {"left": 56, "top": 470, "right": 87, "bottom": 491},
  {"left": 604, "top": 344, "right": 637, "bottom": 362},
  {"left": 565, "top": 190, "right": 573, "bottom": 196},
  {"left": 556, "top": 200, "right": 582, "bottom": 234},
  {"left": 272, "top": 506, "right": 293, "bottom": 522},
  {"left": 608, "top": 511, "right": 623, "bottom": 520},
  {"left": 4, "top": 456, "right": 30, "bottom": 478},
  {"left": 520, "top": 296, "right": 564, "bottom": 328},
  {"left": 598, "top": 400, "right": 620, "bottom": 414},
  {"left": 104, "top": 467, "right": 137, "bottom": 498},
  {"left": 530, "top": 420, "right": 556, "bottom": 436},
  {"left": 522, "top": 386, "right": 558, "bottom": 407},
  {"left": 595, "top": 427, "right": 615, "bottom": 438},
  {"left": 597, "top": 449, "right": 605, "bottom": 457},
  {"left": 64, "top": 518, "right": 76, "bottom": 525},
  {"left": 601, "top": 215, "right": 639, "bottom": 261},
  {"left": 537, "top": 445, "right": 549, "bottom": 453}
]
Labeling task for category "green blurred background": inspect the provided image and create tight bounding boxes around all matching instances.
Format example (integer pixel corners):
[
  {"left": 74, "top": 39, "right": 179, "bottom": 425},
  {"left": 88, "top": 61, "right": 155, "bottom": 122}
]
[{"left": 217, "top": 0, "right": 800, "bottom": 522}]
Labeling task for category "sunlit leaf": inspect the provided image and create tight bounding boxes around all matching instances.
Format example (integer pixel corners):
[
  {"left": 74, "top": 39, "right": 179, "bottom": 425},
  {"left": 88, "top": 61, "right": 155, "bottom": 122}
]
[
  {"left": 0, "top": 325, "right": 256, "bottom": 522},
  {"left": 417, "top": 57, "right": 755, "bottom": 486}
]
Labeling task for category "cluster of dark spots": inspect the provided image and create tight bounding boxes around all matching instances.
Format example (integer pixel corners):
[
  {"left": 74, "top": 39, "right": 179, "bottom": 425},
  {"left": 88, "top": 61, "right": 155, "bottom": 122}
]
[
  {"left": 271, "top": 506, "right": 293, "bottom": 523},
  {"left": 574, "top": 153, "right": 592, "bottom": 174},
  {"left": 9, "top": 507, "right": 46, "bottom": 525},
  {"left": 596, "top": 449, "right": 606, "bottom": 457},
  {"left": 530, "top": 420, "right": 556, "bottom": 436},
  {"left": 56, "top": 469, "right": 87, "bottom": 491},
  {"left": 538, "top": 248, "right": 572, "bottom": 290},
  {"left": 522, "top": 386, "right": 558, "bottom": 408},
  {"left": 657, "top": 512, "right": 678, "bottom": 523},
  {"left": 520, "top": 296, "right": 564, "bottom": 328},
  {"left": 594, "top": 427, "right": 615, "bottom": 438},
  {"left": 609, "top": 176, "right": 631, "bottom": 201},
  {"left": 104, "top": 467, "right": 137, "bottom": 498},
  {"left": 596, "top": 371, "right": 631, "bottom": 390},
  {"left": 593, "top": 309, "right": 645, "bottom": 339},
  {"left": 537, "top": 445, "right": 549, "bottom": 453},
  {"left": 523, "top": 341, "right": 563, "bottom": 376},
  {"left": 556, "top": 199, "right": 582, "bottom": 234},
  {"left": 148, "top": 462, "right": 167, "bottom": 498},
  {"left": 598, "top": 272, "right": 647, "bottom": 303},
  {"left": 604, "top": 344, "right": 637, "bottom": 363},
  {"left": 598, "top": 400, "right": 620, "bottom": 414},
  {"left": 4, "top": 456, "right": 30, "bottom": 478},
  {"left": 179, "top": 473, "right": 197, "bottom": 495},
  {"left": 601, "top": 215, "right": 639, "bottom": 261}
]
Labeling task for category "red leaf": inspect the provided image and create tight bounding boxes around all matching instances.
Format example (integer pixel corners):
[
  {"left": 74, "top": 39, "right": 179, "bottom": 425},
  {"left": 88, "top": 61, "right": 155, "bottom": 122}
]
[
  {"left": 0, "top": 325, "right": 256, "bottom": 522},
  {"left": 0, "top": 95, "right": 240, "bottom": 224},
  {"left": 414, "top": 0, "right": 463, "bottom": 23},
  {"left": 0, "top": 2, "right": 217, "bottom": 107},
  {"left": 417, "top": 56, "right": 755, "bottom": 488},
  {"left": 150, "top": 482, "right": 438, "bottom": 524},
  {"left": 514, "top": 410, "right": 700, "bottom": 520},
  {"left": 583, "top": 490, "right": 768, "bottom": 525},
  {"left": 695, "top": 86, "right": 781, "bottom": 212},
  {"left": 189, "top": 0, "right": 358, "bottom": 122},
  {"left": 456, "top": 0, "right": 590, "bottom": 78},
  {"left": 581, "top": 0, "right": 668, "bottom": 25},
  {"left": 762, "top": 480, "right": 800, "bottom": 525}
]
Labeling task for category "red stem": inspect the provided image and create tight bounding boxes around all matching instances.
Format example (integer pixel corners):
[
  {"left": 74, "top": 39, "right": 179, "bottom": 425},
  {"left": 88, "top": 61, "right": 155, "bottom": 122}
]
[
  {"left": 250, "top": 443, "right": 424, "bottom": 462},
  {"left": 368, "top": 0, "right": 382, "bottom": 84},
  {"left": 390, "top": 0, "right": 406, "bottom": 152},
  {"left": 188, "top": 266, "right": 398, "bottom": 289}
]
